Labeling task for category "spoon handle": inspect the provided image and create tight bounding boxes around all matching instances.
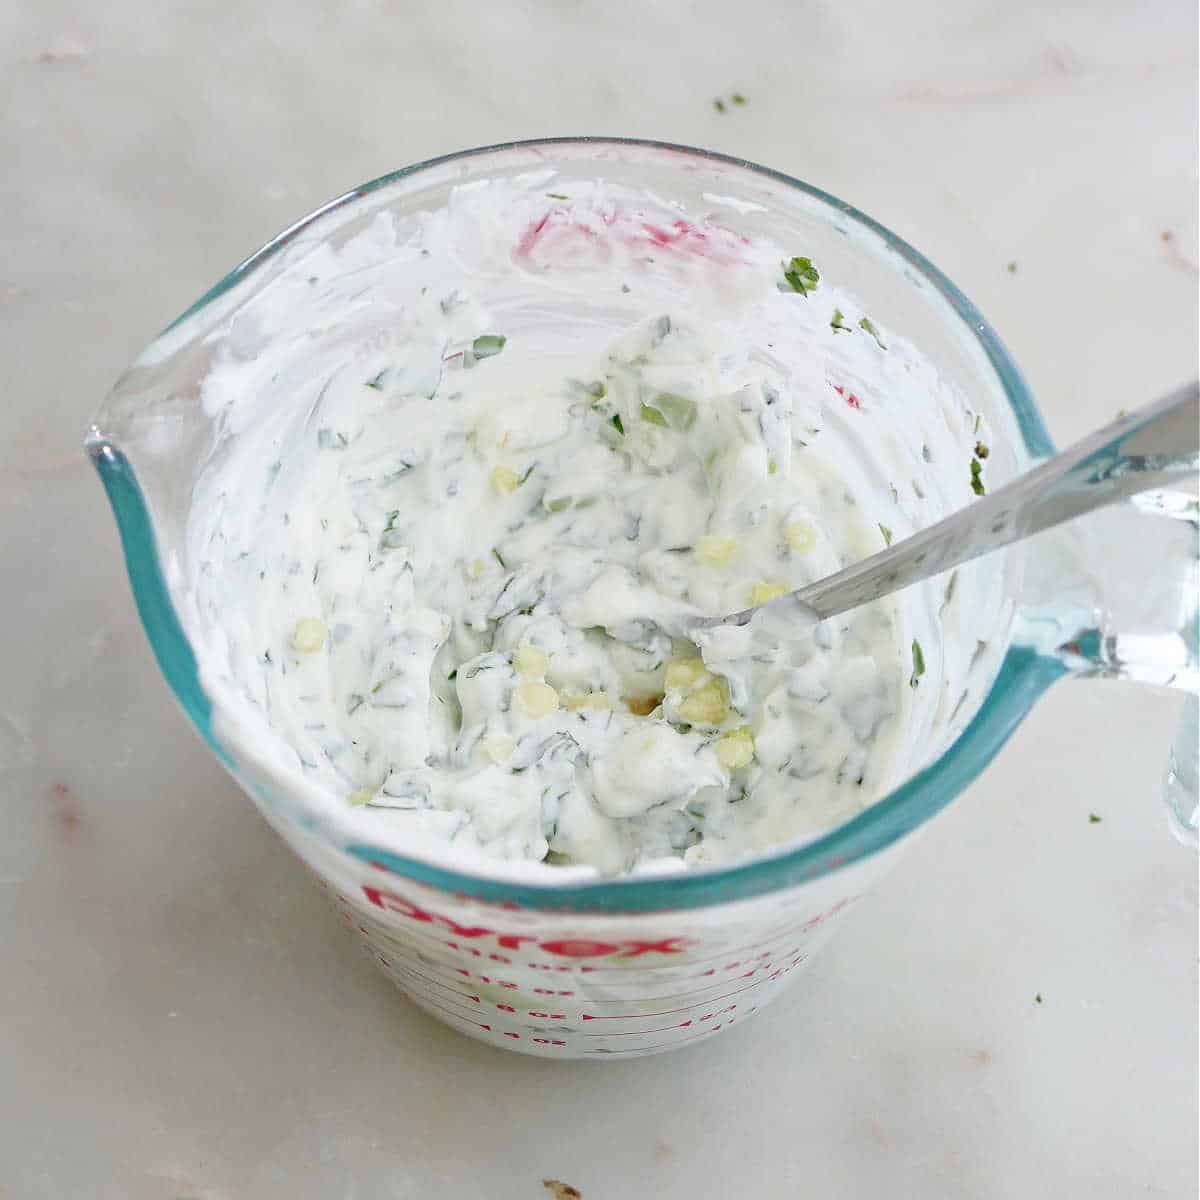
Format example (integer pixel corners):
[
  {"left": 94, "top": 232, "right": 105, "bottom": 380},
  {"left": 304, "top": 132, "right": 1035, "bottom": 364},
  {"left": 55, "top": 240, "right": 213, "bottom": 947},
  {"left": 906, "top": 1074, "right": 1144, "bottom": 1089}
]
[{"left": 735, "top": 381, "right": 1199, "bottom": 625}]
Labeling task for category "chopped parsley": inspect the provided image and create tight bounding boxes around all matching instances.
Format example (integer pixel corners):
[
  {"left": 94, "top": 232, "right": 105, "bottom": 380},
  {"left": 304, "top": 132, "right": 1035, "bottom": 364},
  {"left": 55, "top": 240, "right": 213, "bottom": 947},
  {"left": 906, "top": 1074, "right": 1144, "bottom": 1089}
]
[
  {"left": 1035, "top": 993, "right": 1043, "bottom": 1004},
  {"left": 546, "top": 193, "right": 569, "bottom": 201},
  {"left": 1007, "top": 261, "right": 1018, "bottom": 274},
  {"left": 491, "top": 547, "right": 507, "bottom": 569},
  {"left": 447, "top": 669, "right": 458, "bottom": 681},
  {"left": 472, "top": 333, "right": 507, "bottom": 359},
  {"left": 732, "top": 92, "right": 746, "bottom": 105},
  {"left": 781, "top": 256, "right": 820, "bottom": 295},
  {"left": 714, "top": 98, "right": 727, "bottom": 113},
  {"left": 1088, "top": 813, "right": 1102, "bottom": 824},
  {"left": 858, "top": 316, "right": 887, "bottom": 349},
  {"left": 879, "top": 523, "right": 893, "bottom": 546},
  {"left": 830, "top": 308, "right": 851, "bottom": 334},
  {"left": 974, "top": 440, "right": 990, "bottom": 459},
  {"left": 970, "top": 457, "right": 986, "bottom": 495},
  {"left": 610, "top": 413, "right": 625, "bottom": 436},
  {"left": 364, "top": 369, "right": 388, "bottom": 390},
  {"left": 910, "top": 639, "right": 926, "bottom": 687}
]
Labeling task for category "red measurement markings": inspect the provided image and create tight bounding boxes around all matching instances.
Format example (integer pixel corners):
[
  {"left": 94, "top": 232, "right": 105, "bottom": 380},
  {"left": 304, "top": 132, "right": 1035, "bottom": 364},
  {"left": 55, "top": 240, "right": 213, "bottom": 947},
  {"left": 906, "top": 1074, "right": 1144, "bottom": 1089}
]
[
  {"left": 558, "top": 898, "right": 854, "bottom": 976},
  {"left": 410, "top": 993, "right": 568, "bottom": 1047},
  {"left": 580, "top": 954, "right": 807, "bottom": 1007},
  {"left": 378, "top": 957, "right": 482, "bottom": 1005},
  {"left": 427, "top": 961, "right": 576, "bottom": 998},
  {"left": 577, "top": 1005, "right": 739, "bottom": 1038},
  {"left": 579, "top": 963, "right": 799, "bottom": 1021},
  {"left": 384, "top": 959, "right": 574, "bottom": 1022}
]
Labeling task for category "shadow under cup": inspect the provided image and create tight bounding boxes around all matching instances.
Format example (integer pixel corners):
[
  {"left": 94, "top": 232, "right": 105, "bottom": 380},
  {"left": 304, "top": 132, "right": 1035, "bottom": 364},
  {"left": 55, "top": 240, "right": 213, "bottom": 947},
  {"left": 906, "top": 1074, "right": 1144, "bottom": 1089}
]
[{"left": 87, "top": 139, "right": 1191, "bottom": 1058}]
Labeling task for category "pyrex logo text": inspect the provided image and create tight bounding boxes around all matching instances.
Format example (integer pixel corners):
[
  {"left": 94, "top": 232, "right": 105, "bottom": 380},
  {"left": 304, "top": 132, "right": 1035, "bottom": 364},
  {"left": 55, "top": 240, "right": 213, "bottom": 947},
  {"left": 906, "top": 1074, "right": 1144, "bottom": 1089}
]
[{"left": 362, "top": 886, "right": 688, "bottom": 959}]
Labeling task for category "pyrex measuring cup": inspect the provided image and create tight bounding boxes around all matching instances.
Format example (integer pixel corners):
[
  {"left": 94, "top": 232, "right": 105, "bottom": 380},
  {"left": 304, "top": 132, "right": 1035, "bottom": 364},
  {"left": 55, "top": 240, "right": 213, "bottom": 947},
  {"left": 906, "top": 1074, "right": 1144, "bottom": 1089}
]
[{"left": 87, "top": 139, "right": 1199, "bottom": 1059}]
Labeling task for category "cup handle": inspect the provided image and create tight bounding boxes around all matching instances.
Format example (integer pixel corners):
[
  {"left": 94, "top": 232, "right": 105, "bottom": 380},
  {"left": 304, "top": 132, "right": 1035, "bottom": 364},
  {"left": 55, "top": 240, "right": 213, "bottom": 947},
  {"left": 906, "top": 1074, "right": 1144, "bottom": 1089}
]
[
  {"left": 1015, "top": 478, "right": 1198, "bottom": 837},
  {"left": 1165, "top": 694, "right": 1198, "bottom": 846}
]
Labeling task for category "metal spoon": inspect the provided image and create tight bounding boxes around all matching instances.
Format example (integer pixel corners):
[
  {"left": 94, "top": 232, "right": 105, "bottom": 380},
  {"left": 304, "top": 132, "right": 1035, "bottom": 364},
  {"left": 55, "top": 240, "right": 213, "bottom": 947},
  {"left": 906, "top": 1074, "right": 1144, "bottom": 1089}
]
[{"left": 692, "top": 381, "right": 1199, "bottom": 641}]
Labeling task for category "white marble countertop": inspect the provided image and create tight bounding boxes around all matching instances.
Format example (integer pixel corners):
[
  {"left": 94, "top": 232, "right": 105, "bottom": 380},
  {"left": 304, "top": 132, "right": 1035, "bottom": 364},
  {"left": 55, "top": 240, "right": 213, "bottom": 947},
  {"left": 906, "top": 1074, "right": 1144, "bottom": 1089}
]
[{"left": 2, "top": 2, "right": 1196, "bottom": 1196}]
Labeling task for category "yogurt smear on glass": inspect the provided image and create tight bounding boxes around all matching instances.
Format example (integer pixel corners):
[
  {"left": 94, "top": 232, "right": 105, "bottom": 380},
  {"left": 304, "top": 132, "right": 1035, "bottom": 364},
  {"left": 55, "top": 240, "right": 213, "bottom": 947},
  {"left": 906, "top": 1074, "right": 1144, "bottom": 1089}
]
[{"left": 185, "top": 176, "right": 987, "bottom": 875}]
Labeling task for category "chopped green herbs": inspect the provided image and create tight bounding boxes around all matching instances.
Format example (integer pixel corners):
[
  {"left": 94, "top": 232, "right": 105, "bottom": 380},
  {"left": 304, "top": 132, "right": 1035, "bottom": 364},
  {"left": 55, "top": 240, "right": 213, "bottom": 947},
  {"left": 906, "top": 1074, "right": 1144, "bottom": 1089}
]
[
  {"left": 447, "top": 669, "right": 458, "bottom": 681},
  {"left": 472, "top": 334, "right": 507, "bottom": 359},
  {"left": 1088, "top": 813, "right": 1102, "bottom": 824},
  {"left": 380, "top": 510, "right": 406, "bottom": 550},
  {"left": 714, "top": 98, "right": 727, "bottom": 113},
  {"left": 910, "top": 639, "right": 926, "bottom": 687},
  {"left": 546, "top": 193, "right": 569, "bottom": 201},
  {"left": 879, "top": 523, "right": 893, "bottom": 546},
  {"left": 491, "top": 547, "right": 507, "bottom": 569},
  {"left": 1007, "top": 261, "right": 1018, "bottom": 274},
  {"left": 974, "top": 440, "right": 990, "bottom": 459},
  {"left": 610, "top": 413, "right": 625, "bottom": 436},
  {"left": 781, "top": 256, "right": 820, "bottom": 296},
  {"left": 640, "top": 393, "right": 697, "bottom": 431},
  {"left": 970, "top": 457, "right": 986, "bottom": 495},
  {"left": 830, "top": 308, "right": 851, "bottom": 334},
  {"left": 364, "top": 369, "right": 388, "bottom": 390},
  {"left": 1035, "top": 993, "right": 1043, "bottom": 1004},
  {"left": 858, "top": 316, "right": 887, "bottom": 349},
  {"left": 732, "top": 92, "right": 746, "bottom": 105}
]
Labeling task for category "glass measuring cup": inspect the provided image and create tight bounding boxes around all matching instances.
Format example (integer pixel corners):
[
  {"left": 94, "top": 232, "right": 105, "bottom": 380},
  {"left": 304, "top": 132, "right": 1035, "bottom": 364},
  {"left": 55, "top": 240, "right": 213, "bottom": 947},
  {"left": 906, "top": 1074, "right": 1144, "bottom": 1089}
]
[{"left": 86, "top": 139, "right": 1198, "bottom": 1059}]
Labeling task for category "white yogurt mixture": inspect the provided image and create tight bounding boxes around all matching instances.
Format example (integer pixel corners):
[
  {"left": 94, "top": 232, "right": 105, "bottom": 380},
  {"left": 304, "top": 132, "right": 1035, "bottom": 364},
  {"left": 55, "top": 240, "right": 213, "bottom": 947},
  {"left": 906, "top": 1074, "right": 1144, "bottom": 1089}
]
[{"left": 185, "top": 175, "right": 995, "bottom": 875}]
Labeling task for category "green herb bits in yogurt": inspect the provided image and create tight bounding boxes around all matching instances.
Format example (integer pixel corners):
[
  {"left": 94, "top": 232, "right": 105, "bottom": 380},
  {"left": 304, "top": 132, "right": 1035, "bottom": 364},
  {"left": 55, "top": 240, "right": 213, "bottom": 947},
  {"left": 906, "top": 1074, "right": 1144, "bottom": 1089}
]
[{"left": 185, "top": 175, "right": 988, "bottom": 875}]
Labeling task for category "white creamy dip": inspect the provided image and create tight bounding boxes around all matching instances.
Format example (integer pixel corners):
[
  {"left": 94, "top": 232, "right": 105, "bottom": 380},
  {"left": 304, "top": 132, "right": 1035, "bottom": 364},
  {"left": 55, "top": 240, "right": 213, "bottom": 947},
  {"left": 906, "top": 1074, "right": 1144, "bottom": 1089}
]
[{"left": 185, "top": 175, "right": 996, "bottom": 875}]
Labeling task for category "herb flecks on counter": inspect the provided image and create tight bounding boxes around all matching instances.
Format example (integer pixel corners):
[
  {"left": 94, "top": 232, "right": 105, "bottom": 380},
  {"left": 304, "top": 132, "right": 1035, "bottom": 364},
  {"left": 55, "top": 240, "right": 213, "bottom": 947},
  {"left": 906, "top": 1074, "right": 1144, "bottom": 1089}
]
[
  {"left": 830, "top": 308, "right": 851, "bottom": 334},
  {"left": 543, "top": 1180, "right": 582, "bottom": 1200},
  {"left": 1088, "top": 813, "right": 1102, "bottom": 824},
  {"left": 910, "top": 639, "right": 926, "bottom": 687},
  {"left": 781, "top": 256, "right": 820, "bottom": 296}
]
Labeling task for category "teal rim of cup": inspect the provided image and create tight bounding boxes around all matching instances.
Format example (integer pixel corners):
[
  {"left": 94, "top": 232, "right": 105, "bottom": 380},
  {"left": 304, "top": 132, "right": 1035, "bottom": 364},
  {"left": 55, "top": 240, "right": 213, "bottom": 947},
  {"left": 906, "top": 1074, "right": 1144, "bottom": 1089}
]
[{"left": 88, "top": 137, "right": 1064, "bottom": 914}]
